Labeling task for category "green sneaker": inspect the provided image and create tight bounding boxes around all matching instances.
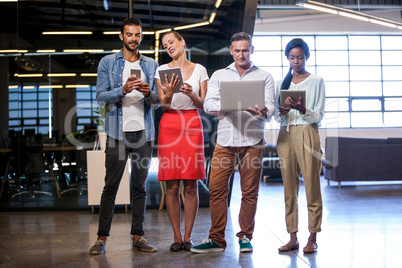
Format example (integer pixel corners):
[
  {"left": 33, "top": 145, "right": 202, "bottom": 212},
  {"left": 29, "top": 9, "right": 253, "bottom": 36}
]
[
  {"left": 239, "top": 236, "right": 253, "bottom": 252},
  {"left": 190, "top": 238, "right": 224, "bottom": 253}
]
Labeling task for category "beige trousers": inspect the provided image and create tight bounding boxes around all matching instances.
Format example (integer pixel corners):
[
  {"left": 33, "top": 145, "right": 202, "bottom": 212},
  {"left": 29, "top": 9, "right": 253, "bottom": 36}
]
[{"left": 277, "top": 124, "right": 323, "bottom": 234}]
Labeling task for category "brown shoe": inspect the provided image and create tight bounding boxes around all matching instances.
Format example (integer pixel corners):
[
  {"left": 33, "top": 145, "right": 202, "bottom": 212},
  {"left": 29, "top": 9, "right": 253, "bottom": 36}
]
[
  {"left": 303, "top": 243, "right": 318, "bottom": 254},
  {"left": 278, "top": 241, "right": 299, "bottom": 252}
]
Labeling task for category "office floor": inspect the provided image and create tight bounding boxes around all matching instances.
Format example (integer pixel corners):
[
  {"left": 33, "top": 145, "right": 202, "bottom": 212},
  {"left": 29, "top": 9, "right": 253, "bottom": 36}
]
[{"left": 1, "top": 174, "right": 401, "bottom": 268}]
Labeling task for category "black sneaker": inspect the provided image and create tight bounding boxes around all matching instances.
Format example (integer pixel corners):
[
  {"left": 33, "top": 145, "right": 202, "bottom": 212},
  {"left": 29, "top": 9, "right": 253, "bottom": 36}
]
[{"left": 89, "top": 239, "right": 106, "bottom": 255}]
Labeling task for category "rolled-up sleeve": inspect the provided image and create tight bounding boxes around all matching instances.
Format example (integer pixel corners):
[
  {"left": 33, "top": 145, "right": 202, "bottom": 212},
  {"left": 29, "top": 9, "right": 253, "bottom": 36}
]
[
  {"left": 203, "top": 72, "right": 222, "bottom": 116},
  {"left": 264, "top": 73, "right": 276, "bottom": 121}
]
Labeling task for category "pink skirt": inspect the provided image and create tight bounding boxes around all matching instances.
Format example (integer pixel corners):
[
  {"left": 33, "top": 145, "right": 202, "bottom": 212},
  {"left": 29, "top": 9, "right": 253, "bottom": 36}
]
[{"left": 158, "top": 109, "right": 206, "bottom": 181}]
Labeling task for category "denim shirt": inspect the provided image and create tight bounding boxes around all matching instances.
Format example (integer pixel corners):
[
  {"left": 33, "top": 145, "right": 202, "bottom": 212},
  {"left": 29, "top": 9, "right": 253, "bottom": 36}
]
[{"left": 96, "top": 50, "right": 160, "bottom": 141}]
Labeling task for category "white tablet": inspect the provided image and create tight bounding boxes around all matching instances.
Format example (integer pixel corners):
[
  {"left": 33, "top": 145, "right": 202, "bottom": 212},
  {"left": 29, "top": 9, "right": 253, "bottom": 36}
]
[
  {"left": 158, "top": 67, "right": 184, "bottom": 93},
  {"left": 280, "top": 90, "right": 306, "bottom": 108},
  {"left": 220, "top": 80, "right": 265, "bottom": 111}
]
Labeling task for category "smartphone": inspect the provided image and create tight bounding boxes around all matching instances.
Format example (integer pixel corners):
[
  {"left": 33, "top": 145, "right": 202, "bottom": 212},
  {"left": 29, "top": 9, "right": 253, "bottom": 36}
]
[{"left": 130, "top": 69, "right": 141, "bottom": 80}]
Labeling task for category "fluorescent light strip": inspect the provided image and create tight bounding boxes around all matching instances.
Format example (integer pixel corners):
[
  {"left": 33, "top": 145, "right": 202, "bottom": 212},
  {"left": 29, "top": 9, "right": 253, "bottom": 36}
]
[
  {"left": 36, "top": 49, "right": 56, "bottom": 53},
  {"left": 39, "top": 85, "right": 63, "bottom": 89},
  {"left": 338, "top": 11, "right": 369, "bottom": 22},
  {"left": 65, "top": 85, "right": 90, "bottom": 88},
  {"left": 174, "top": 21, "right": 210, "bottom": 31},
  {"left": 63, "top": 49, "right": 104, "bottom": 53},
  {"left": 47, "top": 73, "right": 76, "bottom": 77},
  {"left": 139, "top": 50, "right": 155, "bottom": 54},
  {"left": 80, "top": 73, "right": 97, "bottom": 77},
  {"left": 103, "top": 31, "right": 154, "bottom": 35},
  {"left": 42, "top": 31, "right": 93, "bottom": 35},
  {"left": 0, "top": 49, "right": 28, "bottom": 53},
  {"left": 215, "top": 0, "right": 222, "bottom": 8},
  {"left": 155, "top": 28, "right": 172, "bottom": 35},
  {"left": 8, "top": 85, "right": 18, "bottom": 89},
  {"left": 299, "top": 0, "right": 402, "bottom": 30},
  {"left": 369, "top": 19, "right": 397, "bottom": 28},
  {"left": 0, "top": 0, "right": 18, "bottom": 2},
  {"left": 209, "top": 12, "right": 217, "bottom": 24},
  {"left": 14, "top": 73, "right": 43, "bottom": 77},
  {"left": 302, "top": 3, "right": 338, "bottom": 15},
  {"left": 23, "top": 86, "right": 35, "bottom": 89}
]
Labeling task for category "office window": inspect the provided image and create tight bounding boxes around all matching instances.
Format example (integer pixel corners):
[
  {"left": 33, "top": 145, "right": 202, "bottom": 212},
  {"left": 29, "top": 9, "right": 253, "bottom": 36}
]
[
  {"left": 75, "top": 85, "right": 100, "bottom": 132},
  {"left": 253, "top": 34, "right": 402, "bottom": 129},
  {"left": 8, "top": 84, "right": 52, "bottom": 135}
]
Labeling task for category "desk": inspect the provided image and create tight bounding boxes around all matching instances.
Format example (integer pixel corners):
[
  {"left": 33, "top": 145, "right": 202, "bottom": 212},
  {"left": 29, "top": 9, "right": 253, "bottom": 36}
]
[{"left": 87, "top": 150, "right": 130, "bottom": 213}]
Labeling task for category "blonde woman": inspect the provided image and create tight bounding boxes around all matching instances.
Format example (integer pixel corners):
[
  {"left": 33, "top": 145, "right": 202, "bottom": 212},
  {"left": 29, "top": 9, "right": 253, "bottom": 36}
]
[{"left": 155, "top": 31, "right": 208, "bottom": 251}]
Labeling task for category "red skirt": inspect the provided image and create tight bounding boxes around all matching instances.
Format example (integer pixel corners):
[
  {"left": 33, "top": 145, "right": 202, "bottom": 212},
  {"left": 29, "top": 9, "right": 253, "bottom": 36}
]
[{"left": 158, "top": 109, "right": 206, "bottom": 181}]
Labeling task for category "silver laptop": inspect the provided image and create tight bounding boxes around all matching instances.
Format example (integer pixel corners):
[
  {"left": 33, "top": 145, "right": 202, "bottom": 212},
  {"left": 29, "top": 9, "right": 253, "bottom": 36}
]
[{"left": 220, "top": 80, "right": 265, "bottom": 111}]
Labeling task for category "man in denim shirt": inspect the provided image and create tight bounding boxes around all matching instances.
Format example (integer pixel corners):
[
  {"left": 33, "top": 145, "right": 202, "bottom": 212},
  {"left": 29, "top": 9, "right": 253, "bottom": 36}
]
[{"left": 89, "top": 17, "right": 159, "bottom": 255}]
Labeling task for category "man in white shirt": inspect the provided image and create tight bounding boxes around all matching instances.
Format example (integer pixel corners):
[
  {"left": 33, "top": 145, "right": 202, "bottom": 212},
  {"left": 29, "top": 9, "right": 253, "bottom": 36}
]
[{"left": 191, "top": 32, "right": 275, "bottom": 253}]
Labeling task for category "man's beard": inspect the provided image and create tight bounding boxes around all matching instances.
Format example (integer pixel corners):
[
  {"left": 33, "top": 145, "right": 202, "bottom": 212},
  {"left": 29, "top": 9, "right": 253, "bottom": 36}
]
[{"left": 124, "top": 41, "right": 139, "bottom": 52}]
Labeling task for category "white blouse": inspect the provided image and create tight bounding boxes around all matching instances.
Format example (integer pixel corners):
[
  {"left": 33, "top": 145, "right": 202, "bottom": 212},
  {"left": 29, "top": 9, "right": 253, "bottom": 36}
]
[{"left": 156, "top": 63, "right": 209, "bottom": 110}]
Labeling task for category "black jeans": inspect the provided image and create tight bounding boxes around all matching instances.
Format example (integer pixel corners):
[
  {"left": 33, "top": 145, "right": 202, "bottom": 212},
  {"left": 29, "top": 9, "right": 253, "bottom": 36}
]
[{"left": 97, "top": 131, "right": 152, "bottom": 237}]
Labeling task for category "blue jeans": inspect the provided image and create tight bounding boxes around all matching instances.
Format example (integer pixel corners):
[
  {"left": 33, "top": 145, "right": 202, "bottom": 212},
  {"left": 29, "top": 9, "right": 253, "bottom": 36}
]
[{"left": 97, "top": 130, "right": 152, "bottom": 237}]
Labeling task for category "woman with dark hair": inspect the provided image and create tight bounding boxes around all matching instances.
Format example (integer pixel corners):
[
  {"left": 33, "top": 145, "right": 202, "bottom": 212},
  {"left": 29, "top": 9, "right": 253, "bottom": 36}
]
[
  {"left": 275, "top": 38, "right": 325, "bottom": 254},
  {"left": 155, "top": 31, "right": 208, "bottom": 251}
]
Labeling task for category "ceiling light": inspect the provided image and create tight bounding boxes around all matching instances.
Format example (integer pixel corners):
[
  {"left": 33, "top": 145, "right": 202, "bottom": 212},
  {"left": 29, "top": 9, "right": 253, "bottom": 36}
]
[
  {"left": 369, "top": 19, "right": 397, "bottom": 28},
  {"left": 42, "top": 31, "right": 93, "bottom": 35},
  {"left": 80, "top": 73, "right": 97, "bottom": 77},
  {"left": 215, "top": 0, "right": 222, "bottom": 8},
  {"left": 8, "top": 85, "right": 18, "bottom": 89},
  {"left": 302, "top": 3, "right": 338, "bottom": 15},
  {"left": 0, "top": 49, "right": 28, "bottom": 53},
  {"left": 297, "top": 0, "right": 402, "bottom": 30},
  {"left": 39, "top": 85, "right": 63, "bottom": 89},
  {"left": 174, "top": 21, "right": 210, "bottom": 31},
  {"left": 155, "top": 28, "right": 172, "bottom": 35},
  {"left": 103, "top": 31, "right": 154, "bottom": 35},
  {"left": 14, "top": 73, "right": 43, "bottom": 77},
  {"left": 139, "top": 50, "right": 155, "bottom": 54},
  {"left": 209, "top": 12, "right": 217, "bottom": 24},
  {"left": 63, "top": 49, "right": 104, "bottom": 53},
  {"left": 0, "top": 0, "right": 18, "bottom": 2},
  {"left": 338, "top": 12, "right": 369, "bottom": 22},
  {"left": 23, "top": 86, "right": 35, "bottom": 89},
  {"left": 65, "top": 85, "right": 90, "bottom": 88},
  {"left": 47, "top": 73, "right": 76, "bottom": 77},
  {"left": 36, "top": 49, "right": 56, "bottom": 53}
]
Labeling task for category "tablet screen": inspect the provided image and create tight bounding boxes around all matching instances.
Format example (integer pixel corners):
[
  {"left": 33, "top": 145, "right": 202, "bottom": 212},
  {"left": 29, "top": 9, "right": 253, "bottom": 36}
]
[
  {"left": 280, "top": 90, "right": 306, "bottom": 108},
  {"left": 158, "top": 67, "right": 184, "bottom": 93}
]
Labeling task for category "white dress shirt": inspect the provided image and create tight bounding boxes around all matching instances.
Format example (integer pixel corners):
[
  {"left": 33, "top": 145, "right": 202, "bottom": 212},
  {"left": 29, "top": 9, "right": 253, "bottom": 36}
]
[{"left": 204, "top": 62, "right": 276, "bottom": 147}]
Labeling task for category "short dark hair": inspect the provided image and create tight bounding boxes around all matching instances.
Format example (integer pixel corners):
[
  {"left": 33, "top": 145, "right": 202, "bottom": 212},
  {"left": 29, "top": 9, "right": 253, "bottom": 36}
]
[
  {"left": 230, "top": 32, "right": 252, "bottom": 47},
  {"left": 120, "top": 17, "right": 143, "bottom": 34}
]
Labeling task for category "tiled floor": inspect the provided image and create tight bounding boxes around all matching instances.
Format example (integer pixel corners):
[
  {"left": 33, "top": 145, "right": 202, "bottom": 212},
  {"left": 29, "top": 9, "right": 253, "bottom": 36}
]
[{"left": 1, "top": 174, "right": 401, "bottom": 268}]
